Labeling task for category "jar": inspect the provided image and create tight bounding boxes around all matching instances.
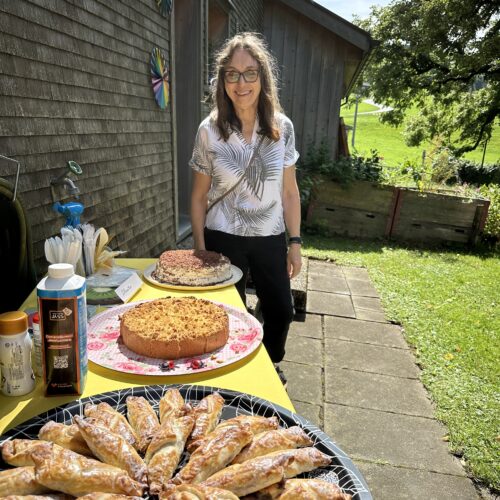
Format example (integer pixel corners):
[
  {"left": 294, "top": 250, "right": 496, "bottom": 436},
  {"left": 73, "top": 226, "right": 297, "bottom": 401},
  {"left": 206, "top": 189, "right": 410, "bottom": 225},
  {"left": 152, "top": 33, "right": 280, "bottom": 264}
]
[{"left": 0, "top": 311, "right": 36, "bottom": 396}]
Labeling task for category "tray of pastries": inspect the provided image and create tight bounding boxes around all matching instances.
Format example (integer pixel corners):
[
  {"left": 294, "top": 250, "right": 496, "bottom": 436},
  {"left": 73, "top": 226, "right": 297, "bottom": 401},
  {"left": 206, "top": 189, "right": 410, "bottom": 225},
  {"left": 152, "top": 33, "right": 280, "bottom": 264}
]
[{"left": 0, "top": 384, "right": 372, "bottom": 499}]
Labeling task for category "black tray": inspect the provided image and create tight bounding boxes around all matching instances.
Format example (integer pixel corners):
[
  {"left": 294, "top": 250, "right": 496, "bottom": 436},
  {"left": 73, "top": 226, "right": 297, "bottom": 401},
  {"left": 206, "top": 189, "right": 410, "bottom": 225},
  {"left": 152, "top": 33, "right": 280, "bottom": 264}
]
[{"left": 0, "top": 384, "right": 372, "bottom": 499}]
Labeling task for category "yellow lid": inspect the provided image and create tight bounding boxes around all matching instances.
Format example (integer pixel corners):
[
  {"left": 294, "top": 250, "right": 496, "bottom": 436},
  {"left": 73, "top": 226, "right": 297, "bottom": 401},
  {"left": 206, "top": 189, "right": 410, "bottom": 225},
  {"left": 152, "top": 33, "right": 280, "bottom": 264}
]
[{"left": 0, "top": 311, "right": 29, "bottom": 335}]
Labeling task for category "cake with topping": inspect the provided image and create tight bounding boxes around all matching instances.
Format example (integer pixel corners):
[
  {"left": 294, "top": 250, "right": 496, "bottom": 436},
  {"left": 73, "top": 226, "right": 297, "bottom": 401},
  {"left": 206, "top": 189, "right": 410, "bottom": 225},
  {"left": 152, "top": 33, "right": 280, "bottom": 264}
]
[
  {"left": 152, "top": 249, "right": 232, "bottom": 286},
  {"left": 120, "top": 297, "right": 230, "bottom": 359}
]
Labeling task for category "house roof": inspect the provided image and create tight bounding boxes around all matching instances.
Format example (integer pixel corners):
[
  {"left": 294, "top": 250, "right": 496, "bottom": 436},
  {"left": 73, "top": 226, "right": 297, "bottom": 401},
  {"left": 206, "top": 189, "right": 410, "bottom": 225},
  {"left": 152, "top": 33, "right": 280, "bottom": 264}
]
[{"left": 276, "top": 0, "right": 375, "bottom": 52}]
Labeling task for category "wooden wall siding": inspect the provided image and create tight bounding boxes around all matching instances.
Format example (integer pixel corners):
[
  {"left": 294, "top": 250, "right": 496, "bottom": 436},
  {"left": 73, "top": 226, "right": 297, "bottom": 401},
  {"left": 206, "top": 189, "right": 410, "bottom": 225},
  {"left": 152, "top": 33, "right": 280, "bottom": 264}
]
[
  {"left": 229, "top": 1, "right": 263, "bottom": 36},
  {"left": 0, "top": 0, "right": 175, "bottom": 278},
  {"left": 263, "top": 1, "right": 363, "bottom": 159}
]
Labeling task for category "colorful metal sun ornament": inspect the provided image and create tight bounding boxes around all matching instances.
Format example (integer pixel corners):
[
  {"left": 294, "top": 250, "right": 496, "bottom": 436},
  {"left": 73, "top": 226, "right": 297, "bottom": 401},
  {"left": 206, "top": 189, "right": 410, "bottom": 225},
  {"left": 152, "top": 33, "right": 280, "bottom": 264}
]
[
  {"left": 150, "top": 47, "right": 169, "bottom": 109},
  {"left": 156, "top": 0, "right": 172, "bottom": 17}
]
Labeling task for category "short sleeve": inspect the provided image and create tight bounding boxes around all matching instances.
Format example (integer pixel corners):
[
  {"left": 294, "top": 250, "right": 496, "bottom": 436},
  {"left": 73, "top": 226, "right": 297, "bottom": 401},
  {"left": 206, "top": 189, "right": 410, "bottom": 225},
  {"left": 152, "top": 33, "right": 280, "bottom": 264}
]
[
  {"left": 282, "top": 117, "right": 300, "bottom": 167},
  {"left": 189, "top": 124, "right": 213, "bottom": 175}
]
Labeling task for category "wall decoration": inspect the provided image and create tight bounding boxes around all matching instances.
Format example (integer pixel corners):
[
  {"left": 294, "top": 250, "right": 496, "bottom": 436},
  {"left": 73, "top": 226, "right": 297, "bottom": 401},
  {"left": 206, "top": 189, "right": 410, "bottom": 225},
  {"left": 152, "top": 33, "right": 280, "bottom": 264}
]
[
  {"left": 150, "top": 47, "right": 169, "bottom": 109},
  {"left": 156, "top": 0, "right": 172, "bottom": 17}
]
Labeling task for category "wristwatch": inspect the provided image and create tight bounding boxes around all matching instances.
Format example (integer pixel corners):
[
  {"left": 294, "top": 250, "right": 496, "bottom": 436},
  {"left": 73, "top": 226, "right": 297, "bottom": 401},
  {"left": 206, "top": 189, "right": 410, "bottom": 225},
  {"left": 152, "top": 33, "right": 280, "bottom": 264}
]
[{"left": 288, "top": 236, "right": 302, "bottom": 245}]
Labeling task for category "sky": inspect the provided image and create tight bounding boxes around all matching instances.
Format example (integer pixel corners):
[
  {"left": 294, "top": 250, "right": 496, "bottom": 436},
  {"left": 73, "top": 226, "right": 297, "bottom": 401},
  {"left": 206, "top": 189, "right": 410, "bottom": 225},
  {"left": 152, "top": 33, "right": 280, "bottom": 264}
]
[{"left": 313, "top": 0, "right": 392, "bottom": 22}]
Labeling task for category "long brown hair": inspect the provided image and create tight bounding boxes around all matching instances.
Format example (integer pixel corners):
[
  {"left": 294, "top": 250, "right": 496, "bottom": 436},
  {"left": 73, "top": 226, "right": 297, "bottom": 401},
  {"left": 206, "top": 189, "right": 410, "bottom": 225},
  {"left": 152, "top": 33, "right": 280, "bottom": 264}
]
[{"left": 210, "top": 32, "right": 282, "bottom": 141}]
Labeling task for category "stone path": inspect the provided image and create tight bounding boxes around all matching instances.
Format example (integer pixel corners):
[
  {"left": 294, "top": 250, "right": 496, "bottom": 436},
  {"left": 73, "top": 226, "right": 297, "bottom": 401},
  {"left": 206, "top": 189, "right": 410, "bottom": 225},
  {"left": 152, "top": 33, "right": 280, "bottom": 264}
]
[{"left": 281, "top": 259, "right": 480, "bottom": 499}]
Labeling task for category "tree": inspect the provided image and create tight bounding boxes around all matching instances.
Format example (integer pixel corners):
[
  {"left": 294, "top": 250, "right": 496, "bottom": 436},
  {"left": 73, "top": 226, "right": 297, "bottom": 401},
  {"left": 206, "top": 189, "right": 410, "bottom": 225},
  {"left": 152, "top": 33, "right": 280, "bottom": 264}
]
[{"left": 356, "top": 0, "right": 500, "bottom": 155}]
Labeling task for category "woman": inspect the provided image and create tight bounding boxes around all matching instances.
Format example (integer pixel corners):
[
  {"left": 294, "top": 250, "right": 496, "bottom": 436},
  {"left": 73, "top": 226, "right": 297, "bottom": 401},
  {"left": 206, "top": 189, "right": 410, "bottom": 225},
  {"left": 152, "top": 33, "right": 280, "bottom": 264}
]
[{"left": 190, "top": 33, "right": 301, "bottom": 383}]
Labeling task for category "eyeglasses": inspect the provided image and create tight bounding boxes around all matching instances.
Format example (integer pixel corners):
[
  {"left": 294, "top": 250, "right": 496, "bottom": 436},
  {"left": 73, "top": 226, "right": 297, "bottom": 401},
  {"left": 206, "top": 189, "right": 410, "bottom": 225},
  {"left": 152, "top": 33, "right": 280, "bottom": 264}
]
[{"left": 223, "top": 69, "right": 260, "bottom": 83}]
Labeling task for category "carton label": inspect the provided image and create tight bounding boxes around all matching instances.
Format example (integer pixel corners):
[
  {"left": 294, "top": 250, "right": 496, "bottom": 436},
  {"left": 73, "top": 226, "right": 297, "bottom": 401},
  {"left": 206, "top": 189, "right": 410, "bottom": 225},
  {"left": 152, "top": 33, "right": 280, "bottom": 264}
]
[{"left": 38, "top": 290, "right": 87, "bottom": 396}]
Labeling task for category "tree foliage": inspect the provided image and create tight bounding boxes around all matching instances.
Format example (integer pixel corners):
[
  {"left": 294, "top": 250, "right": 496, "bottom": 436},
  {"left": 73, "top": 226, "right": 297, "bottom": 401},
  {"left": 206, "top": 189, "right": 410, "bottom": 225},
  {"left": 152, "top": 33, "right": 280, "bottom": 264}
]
[{"left": 357, "top": 0, "right": 500, "bottom": 155}]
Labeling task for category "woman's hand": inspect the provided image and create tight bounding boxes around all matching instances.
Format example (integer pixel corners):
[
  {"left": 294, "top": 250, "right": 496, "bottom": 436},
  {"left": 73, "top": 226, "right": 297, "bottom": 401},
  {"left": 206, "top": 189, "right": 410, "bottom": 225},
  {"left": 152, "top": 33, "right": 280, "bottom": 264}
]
[{"left": 287, "top": 244, "right": 302, "bottom": 279}]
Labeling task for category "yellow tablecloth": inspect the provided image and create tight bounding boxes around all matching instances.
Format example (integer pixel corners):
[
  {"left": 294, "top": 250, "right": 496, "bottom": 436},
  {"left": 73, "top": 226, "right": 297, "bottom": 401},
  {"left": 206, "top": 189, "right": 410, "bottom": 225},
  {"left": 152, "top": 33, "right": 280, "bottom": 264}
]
[{"left": 0, "top": 259, "right": 293, "bottom": 434}]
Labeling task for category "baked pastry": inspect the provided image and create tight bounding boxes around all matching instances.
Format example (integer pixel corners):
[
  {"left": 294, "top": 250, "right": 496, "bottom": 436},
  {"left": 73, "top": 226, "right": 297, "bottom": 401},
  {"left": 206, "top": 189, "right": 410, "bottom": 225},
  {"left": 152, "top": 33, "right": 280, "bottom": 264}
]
[
  {"left": 231, "top": 425, "right": 313, "bottom": 464},
  {"left": 38, "top": 421, "right": 93, "bottom": 456},
  {"left": 188, "top": 415, "right": 279, "bottom": 453},
  {"left": 173, "top": 420, "right": 253, "bottom": 485},
  {"left": 279, "top": 478, "right": 352, "bottom": 499},
  {"left": 0, "top": 466, "right": 50, "bottom": 496},
  {"left": 1, "top": 439, "right": 51, "bottom": 467},
  {"left": 126, "top": 396, "right": 161, "bottom": 453},
  {"left": 74, "top": 415, "right": 147, "bottom": 484},
  {"left": 31, "top": 442, "right": 144, "bottom": 497},
  {"left": 145, "top": 413, "right": 195, "bottom": 495},
  {"left": 263, "top": 447, "right": 332, "bottom": 478},
  {"left": 152, "top": 249, "right": 232, "bottom": 286},
  {"left": 203, "top": 449, "right": 330, "bottom": 497},
  {"left": 79, "top": 495, "right": 143, "bottom": 500},
  {"left": 201, "top": 454, "right": 291, "bottom": 497},
  {"left": 0, "top": 494, "right": 72, "bottom": 500},
  {"left": 161, "top": 484, "right": 239, "bottom": 499},
  {"left": 84, "top": 402, "right": 139, "bottom": 451},
  {"left": 188, "top": 393, "right": 225, "bottom": 447},
  {"left": 120, "top": 297, "right": 229, "bottom": 360},
  {"left": 159, "top": 388, "right": 189, "bottom": 424}
]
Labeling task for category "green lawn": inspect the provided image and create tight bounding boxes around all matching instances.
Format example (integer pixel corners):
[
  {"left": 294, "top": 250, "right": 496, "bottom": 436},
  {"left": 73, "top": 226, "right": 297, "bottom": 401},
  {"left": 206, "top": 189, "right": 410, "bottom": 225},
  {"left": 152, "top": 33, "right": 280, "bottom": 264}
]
[
  {"left": 302, "top": 235, "right": 500, "bottom": 491},
  {"left": 341, "top": 103, "right": 500, "bottom": 167}
]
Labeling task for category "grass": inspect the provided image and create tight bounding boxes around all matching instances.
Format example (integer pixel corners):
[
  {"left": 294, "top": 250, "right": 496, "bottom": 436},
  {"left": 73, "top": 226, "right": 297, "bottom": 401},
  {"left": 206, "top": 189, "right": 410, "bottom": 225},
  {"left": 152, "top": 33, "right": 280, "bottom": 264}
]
[
  {"left": 341, "top": 102, "right": 500, "bottom": 167},
  {"left": 301, "top": 235, "right": 500, "bottom": 491}
]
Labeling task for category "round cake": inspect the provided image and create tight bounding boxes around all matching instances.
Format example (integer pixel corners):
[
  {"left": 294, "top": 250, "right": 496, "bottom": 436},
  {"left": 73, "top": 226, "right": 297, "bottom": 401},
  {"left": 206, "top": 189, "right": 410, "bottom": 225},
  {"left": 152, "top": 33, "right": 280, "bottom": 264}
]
[
  {"left": 120, "top": 297, "right": 230, "bottom": 359},
  {"left": 152, "top": 250, "right": 232, "bottom": 286}
]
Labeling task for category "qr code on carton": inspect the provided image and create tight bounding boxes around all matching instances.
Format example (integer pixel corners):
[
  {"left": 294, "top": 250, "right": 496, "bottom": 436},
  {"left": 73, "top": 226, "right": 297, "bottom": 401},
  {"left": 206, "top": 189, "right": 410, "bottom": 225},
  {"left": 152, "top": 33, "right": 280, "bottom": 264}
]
[{"left": 53, "top": 355, "right": 69, "bottom": 369}]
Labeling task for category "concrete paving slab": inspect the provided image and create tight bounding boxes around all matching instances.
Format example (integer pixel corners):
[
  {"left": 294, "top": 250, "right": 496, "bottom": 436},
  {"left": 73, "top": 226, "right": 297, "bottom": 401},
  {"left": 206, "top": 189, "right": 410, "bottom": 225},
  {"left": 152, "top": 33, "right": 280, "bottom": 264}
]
[
  {"left": 325, "top": 339, "right": 421, "bottom": 379},
  {"left": 281, "top": 360, "right": 323, "bottom": 405},
  {"left": 284, "top": 335, "right": 322, "bottom": 365},
  {"left": 355, "top": 461, "right": 479, "bottom": 500},
  {"left": 352, "top": 296, "right": 388, "bottom": 322},
  {"left": 352, "top": 295, "right": 385, "bottom": 312},
  {"left": 307, "top": 291, "right": 355, "bottom": 318},
  {"left": 325, "top": 367, "right": 435, "bottom": 418},
  {"left": 325, "top": 404, "right": 467, "bottom": 476},
  {"left": 347, "top": 278, "right": 380, "bottom": 297},
  {"left": 324, "top": 316, "right": 408, "bottom": 349},
  {"left": 355, "top": 308, "right": 388, "bottom": 323},
  {"left": 308, "top": 260, "right": 344, "bottom": 277},
  {"left": 308, "top": 273, "right": 350, "bottom": 294},
  {"left": 290, "top": 400, "right": 321, "bottom": 428},
  {"left": 289, "top": 313, "right": 322, "bottom": 339},
  {"left": 342, "top": 267, "right": 371, "bottom": 280}
]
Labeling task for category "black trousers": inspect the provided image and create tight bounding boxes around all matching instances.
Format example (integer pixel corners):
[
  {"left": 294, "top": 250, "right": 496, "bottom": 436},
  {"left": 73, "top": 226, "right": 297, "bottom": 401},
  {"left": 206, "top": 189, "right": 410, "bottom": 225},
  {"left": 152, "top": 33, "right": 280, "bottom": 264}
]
[{"left": 204, "top": 228, "right": 294, "bottom": 363}]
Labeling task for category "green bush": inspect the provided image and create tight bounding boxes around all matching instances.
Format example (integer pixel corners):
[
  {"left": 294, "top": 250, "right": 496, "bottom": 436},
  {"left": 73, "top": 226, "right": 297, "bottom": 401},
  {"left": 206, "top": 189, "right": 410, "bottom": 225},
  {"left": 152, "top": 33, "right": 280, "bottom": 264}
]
[
  {"left": 297, "top": 140, "right": 383, "bottom": 213},
  {"left": 457, "top": 160, "right": 500, "bottom": 186},
  {"left": 479, "top": 184, "right": 500, "bottom": 243}
]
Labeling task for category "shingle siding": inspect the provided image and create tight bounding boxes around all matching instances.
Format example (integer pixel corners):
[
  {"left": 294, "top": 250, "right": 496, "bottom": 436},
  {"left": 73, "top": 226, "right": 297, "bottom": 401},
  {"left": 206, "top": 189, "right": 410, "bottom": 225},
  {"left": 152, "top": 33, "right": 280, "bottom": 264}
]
[{"left": 0, "top": 0, "right": 175, "bottom": 277}]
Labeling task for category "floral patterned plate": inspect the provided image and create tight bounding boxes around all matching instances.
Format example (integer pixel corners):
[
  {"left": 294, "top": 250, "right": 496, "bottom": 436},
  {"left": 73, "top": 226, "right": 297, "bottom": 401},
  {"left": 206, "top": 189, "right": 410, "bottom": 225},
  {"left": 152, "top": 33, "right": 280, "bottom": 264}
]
[{"left": 87, "top": 300, "right": 263, "bottom": 376}]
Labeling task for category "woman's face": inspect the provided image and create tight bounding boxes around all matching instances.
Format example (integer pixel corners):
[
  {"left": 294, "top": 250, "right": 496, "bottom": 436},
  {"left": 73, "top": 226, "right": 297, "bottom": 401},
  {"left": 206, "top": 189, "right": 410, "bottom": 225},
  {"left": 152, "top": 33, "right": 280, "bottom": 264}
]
[{"left": 224, "top": 48, "right": 261, "bottom": 115}]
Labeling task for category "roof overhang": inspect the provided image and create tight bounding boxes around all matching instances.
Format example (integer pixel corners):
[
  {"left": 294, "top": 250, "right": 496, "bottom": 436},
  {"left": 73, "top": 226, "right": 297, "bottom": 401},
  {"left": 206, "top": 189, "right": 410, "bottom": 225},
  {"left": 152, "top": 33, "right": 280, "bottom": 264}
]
[{"left": 274, "top": 0, "right": 374, "bottom": 52}]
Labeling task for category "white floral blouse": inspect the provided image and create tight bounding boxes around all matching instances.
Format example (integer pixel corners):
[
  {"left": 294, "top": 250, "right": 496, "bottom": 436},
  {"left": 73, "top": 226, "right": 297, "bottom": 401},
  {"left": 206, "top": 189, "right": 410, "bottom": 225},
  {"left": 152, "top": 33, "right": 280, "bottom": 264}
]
[{"left": 189, "top": 112, "right": 299, "bottom": 237}]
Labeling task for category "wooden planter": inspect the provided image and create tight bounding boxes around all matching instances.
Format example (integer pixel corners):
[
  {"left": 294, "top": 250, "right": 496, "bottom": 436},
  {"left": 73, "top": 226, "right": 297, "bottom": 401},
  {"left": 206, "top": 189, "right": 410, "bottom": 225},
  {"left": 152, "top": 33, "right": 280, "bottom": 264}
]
[{"left": 306, "top": 180, "right": 490, "bottom": 245}]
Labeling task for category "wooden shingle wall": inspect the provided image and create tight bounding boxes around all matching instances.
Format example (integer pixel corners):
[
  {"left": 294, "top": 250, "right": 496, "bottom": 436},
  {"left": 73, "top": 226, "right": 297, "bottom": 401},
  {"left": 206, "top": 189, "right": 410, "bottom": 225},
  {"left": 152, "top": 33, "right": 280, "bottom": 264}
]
[
  {"left": 264, "top": 0, "right": 363, "bottom": 158},
  {"left": 0, "top": 0, "right": 175, "bottom": 278},
  {"left": 229, "top": 1, "right": 263, "bottom": 36}
]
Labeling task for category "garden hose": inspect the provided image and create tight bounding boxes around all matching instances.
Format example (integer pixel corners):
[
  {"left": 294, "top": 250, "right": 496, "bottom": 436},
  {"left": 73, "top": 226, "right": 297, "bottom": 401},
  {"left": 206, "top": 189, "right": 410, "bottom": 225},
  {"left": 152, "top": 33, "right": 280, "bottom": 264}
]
[{"left": 0, "top": 177, "right": 36, "bottom": 312}]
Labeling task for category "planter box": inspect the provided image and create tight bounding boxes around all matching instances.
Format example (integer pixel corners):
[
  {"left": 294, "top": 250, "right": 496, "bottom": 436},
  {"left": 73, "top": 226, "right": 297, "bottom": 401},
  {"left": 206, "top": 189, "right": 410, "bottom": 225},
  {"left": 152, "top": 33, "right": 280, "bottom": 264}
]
[
  {"left": 306, "top": 181, "right": 395, "bottom": 238},
  {"left": 306, "top": 180, "right": 490, "bottom": 245},
  {"left": 390, "top": 188, "right": 489, "bottom": 244},
  {"left": 306, "top": 180, "right": 396, "bottom": 239}
]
